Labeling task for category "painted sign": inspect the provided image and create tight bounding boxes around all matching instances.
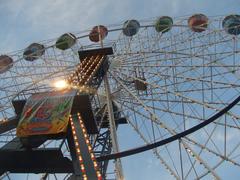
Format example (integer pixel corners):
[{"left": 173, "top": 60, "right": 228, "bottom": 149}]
[{"left": 17, "top": 90, "right": 76, "bottom": 137}]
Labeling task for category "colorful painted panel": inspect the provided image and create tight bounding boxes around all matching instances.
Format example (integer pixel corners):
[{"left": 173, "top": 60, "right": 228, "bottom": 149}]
[{"left": 17, "top": 90, "right": 76, "bottom": 137}]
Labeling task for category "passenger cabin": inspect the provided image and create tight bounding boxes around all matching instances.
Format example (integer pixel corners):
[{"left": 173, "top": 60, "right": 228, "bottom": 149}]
[
  {"left": 89, "top": 25, "right": 108, "bottom": 42},
  {"left": 122, "top": 19, "right": 140, "bottom": 36},
  {"left": 155, "top": 16, "right": 173, "bottom": 33},
  {"left": 134, "top": 77, "right": 147, "bottom": 91},
  {"left": 133, "top": 68, "right": 148, "bottom": 92},
  {"left": 223, "top": 14, "right": 240, "bottom": 35},
  {"left": 0, "top": 55, "right": 13, "bottom": 74},
  {"left": 188, "top": 14, "right": 208, "bottom": 32},
  {"left": 23, "top": 43, "right": 45, "bottom": 61},
  {"left": 55, "top": 33, "right": 77, "bottom": 50}
]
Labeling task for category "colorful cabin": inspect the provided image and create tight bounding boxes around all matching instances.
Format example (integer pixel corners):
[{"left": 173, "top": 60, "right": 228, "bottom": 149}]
[
  {"left": 56, "top": 33, "right": 77, "bottom": 50},
  {"left": 222, "top": 15, "right": 240, "bottom": 35},
  {"left": 89, "top": 25, "right": 108, "bottom": 42},
  {"left": 188, "top": 14, "right": 208, "bottom": 32},
  {"left": 0, "top": 55, "right": 13, "bottom": 74},
  {"left": 23, "top": 43, "right": 45, "bottom": 61},
  {"left": 134, "top": 77, "right": 147, "bottom": 91},
  {"left": 122, "top": 19, "right": 140, "bottom": 36},
  {"left": 155, "top": 16, "right": 173, "bottom": 33}
]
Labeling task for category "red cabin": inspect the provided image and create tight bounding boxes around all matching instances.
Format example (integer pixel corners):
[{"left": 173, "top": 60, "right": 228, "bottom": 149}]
[
  {"left": 89, "top": 25, "right": 108, "bottom": 42},
  {"left": 188, "top": 14, "right": 208, "bottom": 32},
  {"left": 0, "top": 55, "right": 13, "bottom": 74}
]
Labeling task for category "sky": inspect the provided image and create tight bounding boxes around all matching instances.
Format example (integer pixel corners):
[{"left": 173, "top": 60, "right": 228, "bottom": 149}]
[
  {"left": 0, "top": 0, "right": 239, "bottom": 54},
  {"left": 0, "top": 0, "right": 240, "bottom": 180}
]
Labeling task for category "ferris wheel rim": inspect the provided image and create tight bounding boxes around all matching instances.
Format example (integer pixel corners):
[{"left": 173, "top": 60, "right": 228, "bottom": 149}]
[
  {"left": 97, "top": 93, "right": 240, "bottom": 161},
  {"left": 1, "top": 14, "right": 240, "bottom": 179}
]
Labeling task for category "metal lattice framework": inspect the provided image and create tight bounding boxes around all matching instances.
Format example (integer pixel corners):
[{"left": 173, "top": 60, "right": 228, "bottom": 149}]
[{"left": 0, "top": 15, "right": 240, "bottom": 179}]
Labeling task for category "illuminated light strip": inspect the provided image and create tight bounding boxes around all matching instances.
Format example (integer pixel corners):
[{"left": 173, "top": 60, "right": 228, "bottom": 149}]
[
  {"left": 79, "top": 56, "right": 95, "bottom": 72},
  {"left": 0, "top": 118, "right": 7, "bottom": 124},
  {"left": 82, "top": 55, "right": 97, "bottom": 71},
  {"left": 68, "top": 55, "right": 105, "bottom": 90},
  {"left": 79, "top": 55, "right": 98, "bottom": 76},
  {"left": 78, "top": 55, "right": 102, "bottom": 83},
  {"left": 77, "top": 113, "right": 103, "bottom": 180},
  {"left": 83, "top": 57, "right": 104, "bottom": 86},
  {"left": 84, "top": 56, "right": 105, "bottom": 85},
  {"left": 80, "top": 55, "right": 101, "bottom": 84},
  {"left": 67, "top": 55, "right": 96, "bottom": 83},
  {"left": 67, "top": 55, "right": 106, "bottom": 179},
  {"left": 83, "top": 55, "right": 100, "bottom": 74},
  {"left": 69, "top": 55, "right": 105, "bottom": 96},
  {"left": 77, "top": 56, "right": 94, "bottom": 74},
  {"left": 85, "top": 57, "right": 102, "bottom": 84},
  {"left": 69, "top": 115, "right": 88, "bottom": 180}
]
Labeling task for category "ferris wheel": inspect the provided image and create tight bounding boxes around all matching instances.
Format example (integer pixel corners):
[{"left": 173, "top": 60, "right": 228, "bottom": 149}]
[{"left": 0, "top": 14, "right": 240, "bottom": 180}]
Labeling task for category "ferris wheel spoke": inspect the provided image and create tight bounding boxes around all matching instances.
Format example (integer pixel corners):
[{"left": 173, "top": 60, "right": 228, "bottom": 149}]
[
  {"left": 116, "top": 100, "right": 192, "bottom": 179},
  {"left": 5, "top": 66, "right": 74, "bottom": 100},
  {"left": 149, "top": 24, "right": 225, "bottom": 51},
  {"left": 7, "top": 67, "right": 73, "bottom": 80},
  {"left": 153, "top": 46, "right": 238, "bottom": 77},
  {"left": 121, "top": 97, "right": 194, "bottom": 133},
  {"left": 115, "top": 73, "right": 240, "bottom": 179},
  {"left": 197, "top": 140, "right": 240, "bottom": 179},
  {"left": 184, "top": 123, "right": 225, "bottom": 178},
  {"left": 126, "top": 115, "right": 181, "bottom": 179},
  {"left": 120, "top": 94, "right": 235, "bottom": 159},
  {"left": 120, "top": 96, "right": 240, "bottom": 131},
  {"left": 115, "top": 69, "right": 240, "bottom": 122},
  {"left": 172, "top": 54, "right": 239, "bottom": 80},
  {"left": 158, "top": 32, "right": 230, "bottom": 57},
  {"left": 112, "top": 72, "right": 223, "bottom": 178},
  {"left": 116, "top": 100, "right": 160, "bottom": 141},
  {"left": 113, "top": 69, "right": 240, "bottom": 135},
  {"left": 184, "top": 136, "right": 240, "bottom": 175},
  {"left": 0, "top": 15, "right": 239, "bottom": 179},
  {"left": 181, "top": 141, "right": 200, "bottom": 179},
  {"left": 115, "top": 99, "right": 182, "bottom": 140},
  {"left": 113, "top": 66, "right": 240, "bottom": 95},
  {"left": 180, "top": 140, "right": 221, "bottom": 179},
  {"left": 119, "top": 54, "right": 240, "bottom": 76},
  {"left": 118, "top": 42, "right": 238, "bottom": 65},
  {"left": 125, "top": 101, "right": 221, "bottom": 179},
  {"left": 116, "top": 48, "right": 239, "bottom": 68}
]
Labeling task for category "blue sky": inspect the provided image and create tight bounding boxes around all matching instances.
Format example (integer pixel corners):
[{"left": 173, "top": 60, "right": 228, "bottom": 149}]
[
  {"left": 1, "top": 0, "right": 240, "bottom": 179},
  {"left": 0, "top": 0, "right": 239, "bottom": 54}
]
